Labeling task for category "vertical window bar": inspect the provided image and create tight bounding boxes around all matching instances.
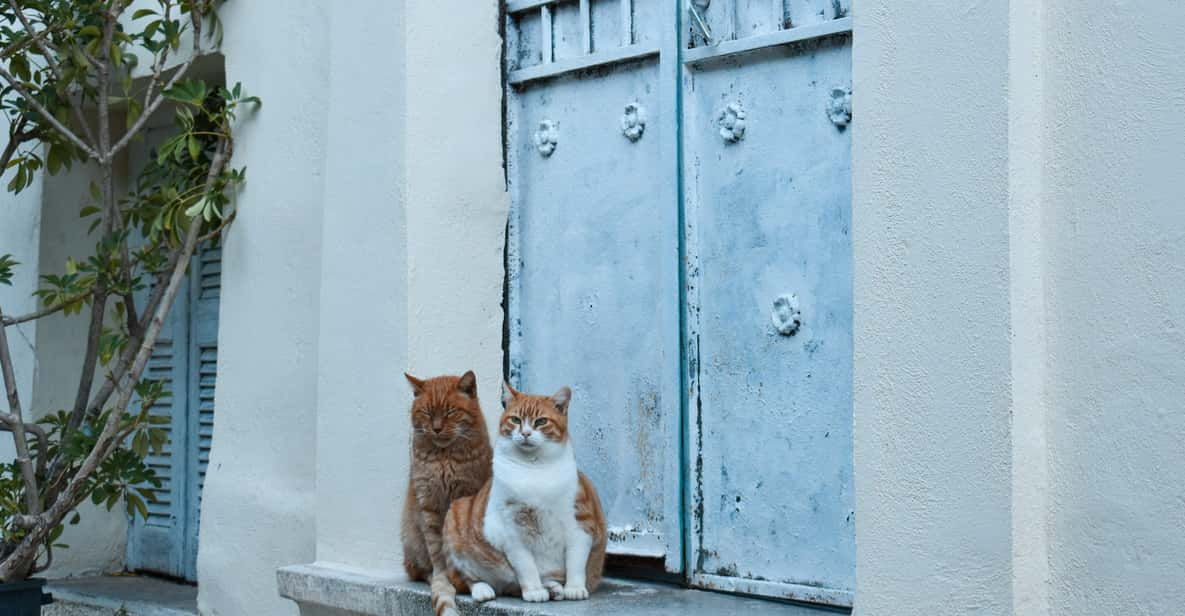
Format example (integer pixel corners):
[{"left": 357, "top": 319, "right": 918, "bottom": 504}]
[
  {"left": 580, "top": 0, "right": 591, "bottom": 53},
  {"left": 621, "top": 0, "right": 633, "bottom": 45},
  {"left": 541, "top": 4, "right": 554, "bottom": 63},
  {"left": 724, "top": 0, "right": 737, "bottom": 40}
]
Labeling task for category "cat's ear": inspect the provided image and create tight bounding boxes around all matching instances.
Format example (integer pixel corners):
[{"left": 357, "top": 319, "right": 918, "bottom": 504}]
[
  {"left": 552, "top": 386, "right": 572, "bottom": 415},
  {"left": 457, "top": 370, "right": 478, "bottom": 398},
  {"left": 404, "top": 372, "right": 425, "bottom": 397},
  {"left": 502, "top": 381, "right": 519, "bottom": 408}
]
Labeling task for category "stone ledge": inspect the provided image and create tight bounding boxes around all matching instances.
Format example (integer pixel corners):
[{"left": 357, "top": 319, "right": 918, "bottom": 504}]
[
  {"left": 44, "top": 575, "right": 197, "bottom": 616},
  {"left": 277, "top": 563, "right": 843, "bottom": 616}
]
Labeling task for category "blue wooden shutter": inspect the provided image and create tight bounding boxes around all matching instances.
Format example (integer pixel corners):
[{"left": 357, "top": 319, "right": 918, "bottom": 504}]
[
  {"left": 126, "top": 242, "right": 220, "bottom": 582},
  {"left": 126, "top": 276, "right": 190, "bottom": 578},
  {"left": 183, "top": 244, "right": 220, "bottom": 580}
]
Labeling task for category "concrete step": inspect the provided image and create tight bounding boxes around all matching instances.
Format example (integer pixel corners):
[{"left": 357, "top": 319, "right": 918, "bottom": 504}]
[{"left": 44, "top": 575, "right": 196, "bottom": 616}]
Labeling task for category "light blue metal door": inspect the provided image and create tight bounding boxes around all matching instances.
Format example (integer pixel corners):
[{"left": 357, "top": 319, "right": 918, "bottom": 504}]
[
  {"left": 127, "top": 242, "right": 219, "bottom": 581},
  {"left": 504, "top": 0, "right": 684, "bottom": 567},
  {"left": 681, "top": 0, "right": 854, "bottom": 606},
  {"left": 505, "top": 0, "right": 852, "bottom": 606}
]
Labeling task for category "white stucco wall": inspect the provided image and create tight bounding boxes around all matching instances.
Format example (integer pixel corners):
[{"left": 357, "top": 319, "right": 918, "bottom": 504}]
[
  {"left": 1042, "top": 2, "right": 1185, "bottom": 613},
  {"left": 196, "top": 3, "right": 328, "bottom": 614},
  {"left": 855, "top": 1, "right": 1185, "bottom": 615},
  {"left": 0, "top": 123, "right": 42, "bottom": 464},
  {"left": 312, "top": 0, "right": 408, "bottom": 573},
  {"left": 312, "top": 0, "right": 507, "bottom": 574},
  {"left": 852, "top": 2, "right": 1014, "bottom": 614},
  {"left": 34, "top": 155, "right": 132, "bottom": 578}
]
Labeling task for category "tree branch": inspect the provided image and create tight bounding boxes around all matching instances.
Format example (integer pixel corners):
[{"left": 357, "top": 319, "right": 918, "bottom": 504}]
[
  {"left": 0, "top": 63, "right": 97, "bottom": 159},
  {"left": 5, "top": 0, "right": 98, "bottom": 149},
  {"left": 0, "top": 303, "right": 42, "bottom": 516},
  {"left": 30, "top": 543, "right": 51, "bottom": 574},
  {"left": 197, "top": 209, "right": 235, "bottom": 244},
  {"left": 0, "top": 115, "right": 32, "bottom": 177},
  {"left": 1, "top": 290, "right": 91, "bottom": 327},
  {"left": 109, "top": 1, "right": 207, "bottom": 157}
]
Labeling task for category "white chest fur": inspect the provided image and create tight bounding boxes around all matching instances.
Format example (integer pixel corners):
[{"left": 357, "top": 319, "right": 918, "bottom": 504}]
[{"left": 483, "top": 441, "right": 580, "bottom": 577}]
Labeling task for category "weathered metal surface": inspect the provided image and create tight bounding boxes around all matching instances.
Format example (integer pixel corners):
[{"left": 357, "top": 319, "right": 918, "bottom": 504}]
[
  {"left": 505, "top": 0, "right": 682, "bottom": 567},
  {"left": 682, "top": 0, "right": 854, "bottom": 602},
  {"left": 504, "top": 0, "right": 853, "bottom": 602}
]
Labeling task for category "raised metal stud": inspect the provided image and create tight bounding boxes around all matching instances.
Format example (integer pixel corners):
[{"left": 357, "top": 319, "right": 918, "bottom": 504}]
[
  {"left": 771, "top": 294, "right": 801, "bottom": 336},
  {"left": 828, "top": 86, "right": 852, "bottom": 128},
  {"left": 535, "top": 119, "right": 558, "bottom": 157},
  {"left": 718, "top": 102, "right": 746, "bottom": 143},
  {"left": 621, "top": 103, "right": 647, "bottom": 142}
]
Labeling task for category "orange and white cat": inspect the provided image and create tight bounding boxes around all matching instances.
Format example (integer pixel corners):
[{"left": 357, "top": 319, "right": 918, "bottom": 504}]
[{"left": 442, "top": 383, "right": 607, "bottom": 605}]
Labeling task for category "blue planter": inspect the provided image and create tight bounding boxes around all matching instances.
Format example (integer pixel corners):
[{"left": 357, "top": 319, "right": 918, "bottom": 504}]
[{"left": 0, "top": 578, "right": 53, "bottom": 616}]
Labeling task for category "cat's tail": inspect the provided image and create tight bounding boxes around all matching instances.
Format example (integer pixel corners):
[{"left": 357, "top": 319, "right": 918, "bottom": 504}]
[{"left": 431, "top": 572, "right": 460, "bottom": 616}]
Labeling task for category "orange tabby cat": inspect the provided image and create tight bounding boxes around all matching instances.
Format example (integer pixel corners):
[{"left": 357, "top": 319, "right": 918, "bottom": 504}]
[
  {"left": 441, "top": 383, "right": 607, "bottom": 606},
  {"left": 400, "top": 371, "right": 492, "bottom": 616}
]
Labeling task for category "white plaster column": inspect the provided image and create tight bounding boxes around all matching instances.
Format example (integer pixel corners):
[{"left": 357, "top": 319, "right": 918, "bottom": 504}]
[
  {"left": 197, "top": 3, "right": 330, "bottom": 614},
  {"left": 311, "top": 0, "right": 409, "bottom": 572},
  {"left": 310, "top": 0, "right": 506, "bottom": 576},
  {"left": 1041, "top": 1, "right": 1185, "bottom": 613},
  {"left": 852, "top": 2, "right": 1015, "bottom": 614}
]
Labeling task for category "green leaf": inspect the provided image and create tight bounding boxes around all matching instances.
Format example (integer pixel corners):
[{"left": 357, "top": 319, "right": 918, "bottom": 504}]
[
  {"left": 128, "top": 492, "right": 149, "bottom": 520},
  {"left": 132, "top": 8, "right": 159, "bottom": 19},
  {"left": 184, "top": 197, "right": 208, "bottom": 219},
  {"left": 79, "top": 205, "right": 101, "bottom": 218},
  {"left": 132, "top": 431, "right": 148, "bottom": 457},
  {"left": 187, "top": 135, "right": 200, "bottom": 161},
  {"left": 80, "top": 25, "right": 101, "bottom": 38}
]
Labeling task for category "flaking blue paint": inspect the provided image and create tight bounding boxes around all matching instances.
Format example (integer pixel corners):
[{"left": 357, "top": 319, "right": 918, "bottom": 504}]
[{"left": 505, "top": 0, "right": 853, "bottom": 606}]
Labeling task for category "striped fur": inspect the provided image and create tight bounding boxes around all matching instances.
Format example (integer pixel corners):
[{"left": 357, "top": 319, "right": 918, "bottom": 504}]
[{"left": 401, "top": 371, "right": 493, "bottom": 616}]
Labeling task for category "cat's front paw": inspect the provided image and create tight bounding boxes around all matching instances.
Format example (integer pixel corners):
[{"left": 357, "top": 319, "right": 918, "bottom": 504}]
[
  {"left": 562, "top": 585, "right": 589, "bottom": 600},
  {"left": 521, "top": 587, "right": 551, "bottom": 603},
  {"left": 470, "top": 582, "right": 496, "bottom": 602},
  {"left": 544, "top": 580, "right": 565, "bottom": 600}
]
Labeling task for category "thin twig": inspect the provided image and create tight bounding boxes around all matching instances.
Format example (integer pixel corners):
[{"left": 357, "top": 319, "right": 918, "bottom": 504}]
[
  {"left": 110, "top": 2, "right": 207, "bottom": 157},
  {"left": 0, "top": 21, "right": 62, "bottom": 60},
  {"left": 5, "top": 0, "right": 98, "bottom": 149},
  {"left": 197, "top": 210, "right": 235, "bottom": 244},
  {"left": 1, "top": 290, "right": 91, "bottom": 327},
  {"left": 0, "top": 63, "right": 97, "bottom": 159},
  {"left": 0, "top": 304, "right": 41, "bottom": 516},
  {"left": 31, "top": 543, "right": 51, "bottom": 574}
]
